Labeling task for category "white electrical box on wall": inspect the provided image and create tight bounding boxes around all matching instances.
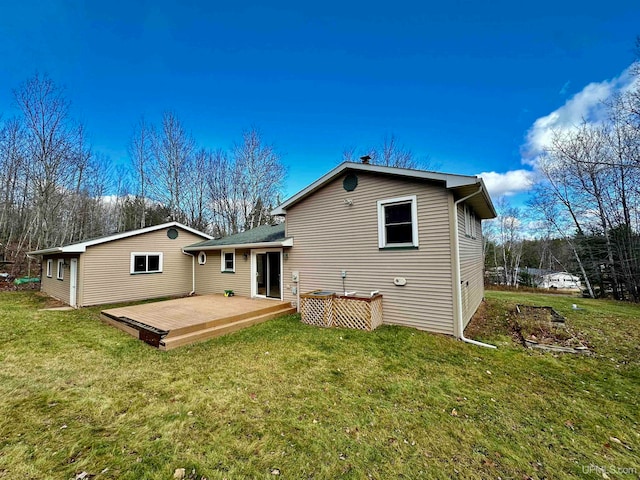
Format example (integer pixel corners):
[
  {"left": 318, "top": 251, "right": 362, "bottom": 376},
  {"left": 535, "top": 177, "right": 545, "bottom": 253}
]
[
  {"left": 393, "top": 277, "right": 407, "bottom": 286},
  {"left": 291, "top": 271, "right": 299, "bottom": 282}
]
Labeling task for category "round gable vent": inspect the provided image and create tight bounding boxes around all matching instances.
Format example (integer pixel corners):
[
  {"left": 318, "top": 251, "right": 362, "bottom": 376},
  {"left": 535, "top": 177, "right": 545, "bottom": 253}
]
[
  {"left": 343, "top": 173, "right": 358, "bottom": 192},
  {"left": 167, "top": 228, "right": 179, "bottom": 240}
]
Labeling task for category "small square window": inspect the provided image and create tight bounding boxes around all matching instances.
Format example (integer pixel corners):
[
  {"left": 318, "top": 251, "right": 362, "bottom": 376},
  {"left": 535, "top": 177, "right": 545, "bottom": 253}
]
[
  {"left": 377, "top": 195, "right": 419, "bottom": 248},
  {"left": 221, "top": 250, "right": 235, "bottom": 272}
]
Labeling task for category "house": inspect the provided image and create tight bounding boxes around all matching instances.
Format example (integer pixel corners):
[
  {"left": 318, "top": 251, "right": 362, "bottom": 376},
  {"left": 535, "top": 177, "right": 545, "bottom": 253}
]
[
  {"left": 28, "top": 222, "right": 211, "bottom": 307},
  {"left": 31, "top": 161, "right": 496, "bottom": 342},
  {"left": 538, "top": 272, "right": 582, "bottom": 290},
  {"left": 185, "top": 161, "right": 496, "bottom": 338}
]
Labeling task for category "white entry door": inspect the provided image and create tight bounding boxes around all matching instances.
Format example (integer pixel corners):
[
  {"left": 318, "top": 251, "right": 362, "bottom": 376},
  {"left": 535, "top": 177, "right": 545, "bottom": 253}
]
[{"left": 69, "top": 258, "right": 78, "bottom": 307}]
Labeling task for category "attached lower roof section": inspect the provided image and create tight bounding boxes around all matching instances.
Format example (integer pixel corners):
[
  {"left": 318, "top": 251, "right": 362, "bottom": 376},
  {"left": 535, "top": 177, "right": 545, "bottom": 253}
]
[{"left": 184, "top": 223, "right": 292, "bottom": 251}]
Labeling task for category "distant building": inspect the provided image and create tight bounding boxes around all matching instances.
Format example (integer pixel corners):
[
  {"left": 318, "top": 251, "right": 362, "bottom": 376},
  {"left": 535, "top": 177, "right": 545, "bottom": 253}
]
[{"left": 538, "top": 272, "right": 581, "bottom": 290}]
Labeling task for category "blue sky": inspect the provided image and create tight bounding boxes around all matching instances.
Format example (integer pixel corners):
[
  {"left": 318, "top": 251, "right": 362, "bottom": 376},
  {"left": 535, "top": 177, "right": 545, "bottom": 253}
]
[{"left": 1, "top": 0, "right": 638, "bottom": 205}]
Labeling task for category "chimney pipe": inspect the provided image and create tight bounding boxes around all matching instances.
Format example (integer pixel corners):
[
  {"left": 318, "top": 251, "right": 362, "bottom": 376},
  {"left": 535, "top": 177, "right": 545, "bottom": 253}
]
[{"left": 360, "top": 155, "right": 371, "bottom": 165}]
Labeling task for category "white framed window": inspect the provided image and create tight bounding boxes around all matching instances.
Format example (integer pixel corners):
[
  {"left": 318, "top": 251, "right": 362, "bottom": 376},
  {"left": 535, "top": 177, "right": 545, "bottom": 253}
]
[
  {"left": 221, "top": 250, "right": 235, "bottom": 272},
  {"left": 464, "top": 205, "right": 477, "bottom": 239},
  {"left": 57, "top": 259, "right": 64, "bottom": 280},
  {"left": 130, "top": 252, "right": 163, "bottom": 274},
  {"left": 46, "top": 259, "right": 53, "bottom": 278},
  {"left": 377, "top": 195, "right": 419, "bottom": 248},
  {"left": 197, "top": 251, "right": 207, "bottom": 265}
]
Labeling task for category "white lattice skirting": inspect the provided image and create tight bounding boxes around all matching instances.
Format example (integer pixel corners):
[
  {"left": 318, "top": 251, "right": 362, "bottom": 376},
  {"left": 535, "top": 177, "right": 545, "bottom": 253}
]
[{"left": 300, "top": 292, "right": 383, "bottom": 331}]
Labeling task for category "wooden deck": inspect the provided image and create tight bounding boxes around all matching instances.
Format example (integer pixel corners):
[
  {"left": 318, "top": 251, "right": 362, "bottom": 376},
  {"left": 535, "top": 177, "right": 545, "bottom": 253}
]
[{"left": 101, "top": 295, "right": 296, "bottom": 350}]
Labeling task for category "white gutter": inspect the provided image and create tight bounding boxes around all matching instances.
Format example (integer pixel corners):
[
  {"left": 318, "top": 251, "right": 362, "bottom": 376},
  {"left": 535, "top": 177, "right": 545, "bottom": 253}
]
[
  {"left": 183, "top": 238, "right": 293, "bottom": 252},
  {"left": 452, "top": 185, "right": 497, "bottom": 349},
  {"left": 181, "top": 250, "right": 196, "bottom": 296}
]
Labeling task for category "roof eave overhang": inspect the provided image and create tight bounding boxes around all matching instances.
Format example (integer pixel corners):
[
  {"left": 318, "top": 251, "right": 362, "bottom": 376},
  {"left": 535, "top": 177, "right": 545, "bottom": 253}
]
[
  {"left": 183, "top": 238, "right": 293, "bottom": 252},
  {"left": 450, "top": 179, "right": 498, "bottom": 219},
  {"left": 26, "top": 247, "right": 63, "bottom": 256},
  {"left": 27, "top": 221, "right": 212, "bottom": 256},
  {"left": 271, "top": 161, "right": 497, "bottom": 218}
]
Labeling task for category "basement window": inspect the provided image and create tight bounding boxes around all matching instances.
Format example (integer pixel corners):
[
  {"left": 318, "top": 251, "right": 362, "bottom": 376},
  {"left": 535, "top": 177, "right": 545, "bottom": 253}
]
[
  {"left": 57, "top": 259, "right": 64, "bottom": 280},
  {"left": 377, "top": 195, "right": 419, "bottom": 248},
  {"left": 46, "top": 259, "right": 53, "bottom": 278},
  {"left": 130, "top": 252, "right": 163, "bottom": 274},
  {"left": 221, "top": 250, "right": 235, "bottom": 273}
]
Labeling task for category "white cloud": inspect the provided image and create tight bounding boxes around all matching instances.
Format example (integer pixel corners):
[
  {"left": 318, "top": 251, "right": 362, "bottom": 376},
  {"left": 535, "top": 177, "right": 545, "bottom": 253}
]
[
  {"left": 477, "top": 64, "right": 638, "bottom": 205},
  {"left": 478, "top": 169, "right": 535, "bottom": 197},
  {"left": 100, "top": 194, "right": 123, "bottom": 205},
  {"left": 522, "top": 64, "right": 638, "bottom": 165}
]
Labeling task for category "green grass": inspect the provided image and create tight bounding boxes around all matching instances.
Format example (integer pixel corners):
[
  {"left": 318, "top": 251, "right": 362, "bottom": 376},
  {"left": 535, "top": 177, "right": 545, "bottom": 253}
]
[{"left": 0, "top": 291, "right": 638, "bottom": 479}]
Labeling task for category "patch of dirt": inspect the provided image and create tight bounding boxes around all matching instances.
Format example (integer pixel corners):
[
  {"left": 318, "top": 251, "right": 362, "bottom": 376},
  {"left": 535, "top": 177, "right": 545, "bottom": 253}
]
[
  {"left": 511, "top": 305, "right": 591, "bottom": 352},
  {"left": 466, "top": 300, "right": 591, "bottom": 353},
  {"left": 0, "top": 279, "right": 41, "bottom": 292},
  {"left": 465, "top": 299, "right": 512, "bottom": 338},
  {"left": 35, "top": 292, "right": 67, "bottom": 309}
]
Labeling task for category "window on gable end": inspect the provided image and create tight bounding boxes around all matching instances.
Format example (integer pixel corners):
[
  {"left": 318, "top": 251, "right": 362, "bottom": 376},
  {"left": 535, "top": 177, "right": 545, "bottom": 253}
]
[
  {"left": 464, "top": 205, "right": 477, "bottom": 239},
  {"left": 377, "top": 195, "right": 419, "bottom": 248},
  {"left": 130, "top": 252, "right": 163, "bottom": 274}
]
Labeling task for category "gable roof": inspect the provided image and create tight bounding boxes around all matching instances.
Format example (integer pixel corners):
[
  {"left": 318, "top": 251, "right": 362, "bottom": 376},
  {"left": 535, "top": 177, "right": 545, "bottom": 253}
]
[
  {"left": 184, "top": 223, "right": 292, "bottom": 251},
  {"left": 27, "top": 222, "right": 212, "bottom": 256},
  {"left": 271, "top": 161, "right": 497, "bottom": 219}
]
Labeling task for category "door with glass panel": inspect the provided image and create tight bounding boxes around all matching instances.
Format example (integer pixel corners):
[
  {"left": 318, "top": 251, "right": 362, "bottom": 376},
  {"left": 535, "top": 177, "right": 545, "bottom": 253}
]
[{"left": 255, "top": 251, "right": 281, "bottom": 299}]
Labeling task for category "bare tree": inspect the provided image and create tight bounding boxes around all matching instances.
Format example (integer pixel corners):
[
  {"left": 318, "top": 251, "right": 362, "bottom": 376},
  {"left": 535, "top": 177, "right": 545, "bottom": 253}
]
[
  {"left": 342, "top": 134, "right": 433, "bottom": 169},
  {"left": 205, "top": 128, "right": 286, "bottom": 235},
  {"left": 14, "top": 74, "right": 84, "bottom": 248},
  {"left": 128, "top": 117, "right": 153, "bottom": 228},
  {"left": 0, "top": 117, "right": 29, "bottom": 271},
  {"left": 495, "top": 198, "right": 524, "bottom": 287},
  {"left": 528, "top": 181, "right": 596, "bottom": 297},
  {"left": 149, "top": 112, "right": 195, "bottom": 222},
  {"left": 183, "top": 148, "right": 211, "bottom": 232},
  {"left": 233, "top": 128, "right": 286, "bottom": 230}
]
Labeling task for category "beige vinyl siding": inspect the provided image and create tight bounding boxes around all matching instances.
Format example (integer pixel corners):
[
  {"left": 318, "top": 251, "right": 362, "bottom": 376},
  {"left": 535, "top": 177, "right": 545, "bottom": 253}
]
[
  {"left": 194, "top": 249, "right": 252, "bottom": 296},
  {"left": 79, "top": 227, "right": 204, "bottom": 306},
  {"left": 76, "top": 254, "right": 85, "bottom": 306},
  {"left": 458, "top": 203, "right": 484, "bottom": 327},
  {"left": 40, "top": 254, "right": 79, "bottom": 305},
  {"left": 283, "top": 171, "right": 455, "bottom": 334}
]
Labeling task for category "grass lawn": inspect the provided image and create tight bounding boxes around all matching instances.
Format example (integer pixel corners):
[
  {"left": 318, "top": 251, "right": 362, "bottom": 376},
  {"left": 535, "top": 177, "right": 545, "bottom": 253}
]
[{"left": 0, "top": 291, "right": 638, "bottom": 479}]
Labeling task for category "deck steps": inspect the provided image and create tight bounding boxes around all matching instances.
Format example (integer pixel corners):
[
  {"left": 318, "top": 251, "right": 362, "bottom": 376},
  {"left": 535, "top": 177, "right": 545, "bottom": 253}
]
[
  {"left": 164, "top": 302, "right": 292, "bottom": 338},
  {"left": 159, "top": 305, "right": 296, "bottom": 350}
]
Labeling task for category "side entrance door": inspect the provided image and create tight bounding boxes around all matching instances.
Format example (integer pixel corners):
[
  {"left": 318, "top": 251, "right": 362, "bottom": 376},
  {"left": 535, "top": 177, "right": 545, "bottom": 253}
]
[{"left": 69, "top": 258, "right": 78, "bottom": 307}]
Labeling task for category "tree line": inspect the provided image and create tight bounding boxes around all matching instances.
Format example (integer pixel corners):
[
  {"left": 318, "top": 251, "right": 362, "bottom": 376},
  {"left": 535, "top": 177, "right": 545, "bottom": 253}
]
[
  {"left": 2, "top": 42, "right": 639, "bottom": 302},
  {"left": 485, "top": 51, "right": 640, "bottom": 302},
  {"left": 0, "top": 74, "right": 287, "bottom": 275},
  {"left": 1, "top": 74, "right": 425, "bottom": 276}
]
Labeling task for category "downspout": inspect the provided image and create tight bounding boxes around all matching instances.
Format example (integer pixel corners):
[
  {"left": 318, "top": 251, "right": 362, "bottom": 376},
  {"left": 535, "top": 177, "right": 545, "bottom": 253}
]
[
  {"left": 452, "top": 184, "right": 497, "bottom": 349},
  {"left": 181, "top": 250, "right": 196, "bottom": 296}
]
